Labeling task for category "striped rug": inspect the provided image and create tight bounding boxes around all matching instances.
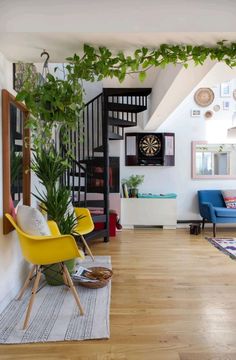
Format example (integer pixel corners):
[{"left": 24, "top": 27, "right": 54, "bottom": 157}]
[{"left": 0, "top": 256, "right": 111, "bottom": 344}]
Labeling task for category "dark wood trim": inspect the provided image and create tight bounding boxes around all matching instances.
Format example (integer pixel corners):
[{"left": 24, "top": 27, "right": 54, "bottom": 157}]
[
  {"left": 2, "top": 90, "right": 11, "bottom": 233},
  {"left": 2, "top": 89, "right": 30, "bottom": 234}
]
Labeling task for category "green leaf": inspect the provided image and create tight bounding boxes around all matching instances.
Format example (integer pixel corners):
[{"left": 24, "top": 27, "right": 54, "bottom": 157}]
[
  {"left": 142, "top": 60, "right": 151, "bottom": 69},
  {"left": 69, "top": 103, "right": 77, "bottom": 111},
  {"left": 15, "top": 90, "right": 28, "bottom": 101},
  {"left": 139, "top": 71, "right": 147, "bottom": 82},
  {"left": 142, "top": 47, "right": 148, "bottom": 56}
]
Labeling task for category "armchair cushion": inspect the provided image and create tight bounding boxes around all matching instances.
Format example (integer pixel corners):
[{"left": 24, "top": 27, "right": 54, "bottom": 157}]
[
  {"left": 221, "top": 190, "right": 236, "bottom": 209},
  {"left": 16, "top": 205, "right": 51, "bottom": 236},
  {"left": 214, "top": 207, "right": 236, "bottom": 217}
]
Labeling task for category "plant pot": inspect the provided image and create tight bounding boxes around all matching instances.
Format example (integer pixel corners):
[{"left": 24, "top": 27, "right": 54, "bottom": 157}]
[
  {"left": 44, "top": 258, "right": 76, "bottom": 286},
  {"left": 129, "top": 188, "right": 138, "bottom": 198}
]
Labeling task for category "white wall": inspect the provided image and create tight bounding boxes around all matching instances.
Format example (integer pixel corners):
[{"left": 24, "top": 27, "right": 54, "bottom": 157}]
[
  {"left": 145, "top": 60, "right": 217, "bottom": 130},
  {"left": 119, "top": 79, "right": 236, "bottom": 221},
  {"left": 0, "top": 52, "right": 31, "bottom": 313},
  {"left": 149, "top": 63, "right": 182, "bottom": 118}
]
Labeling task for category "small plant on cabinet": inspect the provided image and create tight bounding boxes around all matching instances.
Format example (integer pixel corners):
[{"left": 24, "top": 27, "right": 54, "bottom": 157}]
[{"left": 122, "top": 175, "right": 145, "bottom": 198}]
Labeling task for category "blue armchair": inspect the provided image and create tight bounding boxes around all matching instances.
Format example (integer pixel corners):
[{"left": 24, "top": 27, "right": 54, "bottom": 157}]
[{"left": 198, "top": 190, "right": 236, "bottom": 237}]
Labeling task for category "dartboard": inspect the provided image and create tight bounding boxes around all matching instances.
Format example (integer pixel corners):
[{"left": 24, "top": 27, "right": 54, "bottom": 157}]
[{"left": 139, "top": 134, "right": 161, "bottom": 157}]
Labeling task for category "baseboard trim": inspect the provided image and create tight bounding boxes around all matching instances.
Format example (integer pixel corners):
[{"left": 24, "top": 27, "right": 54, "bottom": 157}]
[{"left": 177, "top": 220, "right": 203, "bottom": 224}]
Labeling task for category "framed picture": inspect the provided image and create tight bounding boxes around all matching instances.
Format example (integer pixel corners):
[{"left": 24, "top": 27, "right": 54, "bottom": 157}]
[
  {"left": 13, "top": 63, "right": 37, "bottom": 92},
  {"left": 223, "top": 100, "right": 230, "bottom": 110},
  {"left": 220, "top": 82, "right": 231, "bottom": 97},
  {"left": 191, "top": 109, "right": 201, "bottom": 117}
]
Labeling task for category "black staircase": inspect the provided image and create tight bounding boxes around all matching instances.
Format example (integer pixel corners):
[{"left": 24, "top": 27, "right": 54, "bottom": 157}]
[{"left": 62, "top": 88, "right": 151, "bottom": 243}]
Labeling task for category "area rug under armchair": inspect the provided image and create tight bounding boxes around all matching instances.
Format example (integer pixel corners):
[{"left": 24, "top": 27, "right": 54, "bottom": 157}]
[
  {"left": 206, "top": 237, "right": 236, "bottom": 258},
  {"left": 0, "top": 256, "right": 111, "bottom": 344}
]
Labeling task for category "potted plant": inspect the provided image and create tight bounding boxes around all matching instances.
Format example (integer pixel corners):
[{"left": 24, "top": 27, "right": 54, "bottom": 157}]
[
  {"left": 15, "top": 66, "right": 84, "bottom": 285},
  {"left": 30, "top": 147, "right": 81, "bottom": 285},
  {"left": 122, "top": 175, "right": 144, "bottom": 198}
]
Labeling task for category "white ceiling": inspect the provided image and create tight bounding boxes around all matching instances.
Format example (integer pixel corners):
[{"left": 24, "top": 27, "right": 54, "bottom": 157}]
[
  {"left": 0, "top": 0, "right": 236, "bottom": 62},
  {"left": 1, "top": 0, "right": 236, "bottom": 33}
]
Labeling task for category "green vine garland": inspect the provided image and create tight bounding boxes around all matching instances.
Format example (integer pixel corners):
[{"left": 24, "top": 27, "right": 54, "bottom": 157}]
[
  {"left": 66, "top": 40, "right": 236, "bottom": 83},
  {"left": 16, "top": 40, "right": 236, "bottom": 150}
]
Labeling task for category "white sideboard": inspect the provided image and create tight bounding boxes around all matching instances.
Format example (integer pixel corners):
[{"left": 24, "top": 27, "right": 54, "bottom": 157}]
[{"left": 121, "top": 198, "right": 177, "bottom": 229}]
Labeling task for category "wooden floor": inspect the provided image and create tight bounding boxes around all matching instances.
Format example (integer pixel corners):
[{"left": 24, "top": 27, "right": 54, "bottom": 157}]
[{"left": 1, "top": 227, "right": 236, "bottom": 359}]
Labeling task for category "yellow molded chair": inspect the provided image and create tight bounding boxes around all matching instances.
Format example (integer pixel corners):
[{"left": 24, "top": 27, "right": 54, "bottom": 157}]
[
  {"left": 5, "top": 213, "right": 85, "bottom": 330},
  {"left": 73, "top": 207, "right": 95, "bottom": 261}
]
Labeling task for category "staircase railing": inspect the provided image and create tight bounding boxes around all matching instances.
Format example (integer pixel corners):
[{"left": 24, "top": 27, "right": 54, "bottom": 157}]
[
  {"left": 60, "top": 87, "right": 151, "bottom": 243},
  {"left": 82, "top": 93, "right": 103, "bottom": 159},
  {"left": 61, "top": 92, "right": 110, "bottom": 241}
]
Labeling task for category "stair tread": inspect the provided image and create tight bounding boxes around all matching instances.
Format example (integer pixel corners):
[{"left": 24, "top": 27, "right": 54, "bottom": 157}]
[
  {"left": 107, "top": 103, "right": 147, "bottom": 113},
  {"left": 87, "top": 188, "right": 105, "bottom": 193},
  {"left": 91, "top": 214, "right": 106, "bottom": 223},
  {"left": 71, "top": 187, "right": 105, "bottom": 193},
  {"left": 108, "top": 117, "right": 136, "bottom": 127},
  {"left": 103, "top": 88, "right": 152, "bottom": 96},
  {"left": 14, "top": 132, "right": 22, "bottom": 140},
  {"left": 71, "top": 186, "right": 86, "bottom": 191},
  {"left": 75, "top": 200, "right": 105, "bottom": 207},
  {"left": 80, "top": 158, "right": 105, "bottom": 163},
  {"left": 109, "top": 132, "right": 123, "bottom": 140},
  {"left": 69, "top": 171, "right": 86, "bottom": 177},
  {"left": 94, "top": 145, "right": 104, "bottom": 152},
  {"left": 14, "top": 145, "right": 23, "bottom": 151}
]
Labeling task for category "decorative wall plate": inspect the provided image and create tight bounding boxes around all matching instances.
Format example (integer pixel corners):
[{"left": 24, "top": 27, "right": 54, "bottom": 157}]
[
  {"left": 213, "top": 104, "right": 220, "bottom": 112},
  {"left": 194, "top": 88, "right": 215, "bottom": 107},
  {"left": 233, "top": 89, "right": 236, "bottom": 101},
  {"left": 204, "top": 110, "right": 213, "bottom": 119}
]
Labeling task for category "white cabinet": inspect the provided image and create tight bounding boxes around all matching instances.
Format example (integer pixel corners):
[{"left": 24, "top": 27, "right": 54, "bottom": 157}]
[{"left": 121, "top": 198, "right": 177, "bottom": 229}]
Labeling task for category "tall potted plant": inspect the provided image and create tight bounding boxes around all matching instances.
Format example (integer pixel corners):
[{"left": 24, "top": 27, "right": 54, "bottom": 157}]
[{"left": 31, "top": 147, "right": 80, "bottom": 285}]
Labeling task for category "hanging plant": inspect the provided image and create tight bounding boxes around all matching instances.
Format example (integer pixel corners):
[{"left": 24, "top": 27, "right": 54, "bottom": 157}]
[{"left": 16, "top": 70, "right": 84, "bottom": 154}]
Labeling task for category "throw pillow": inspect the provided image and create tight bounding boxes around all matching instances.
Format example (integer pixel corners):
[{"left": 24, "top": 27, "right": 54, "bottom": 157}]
[
  {"left": 65, "top": 201, "right": 77, "bottom": 222},
  {"left": 16, "top": 205, "right": 51, "bottom": 236},
  {"left": 222, "top": 190, "right": 236, "bottom": 209}
]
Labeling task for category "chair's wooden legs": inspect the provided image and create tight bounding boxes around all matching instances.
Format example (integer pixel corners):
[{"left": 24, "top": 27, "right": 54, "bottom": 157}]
[
  {"left": 17, "top": 265, "right": 37, "bottom": 300},
  {"left": 80, "top": 235, "right": 95, "bottom": 261},
  {"left": 60, "top": 263, "right": 69, "bottom": 287},
  {"left": 202, "top": 218, "right": 205, "bottom": 230},
  {"left": 23, "top": 267, "right": 42, "bottom": 330},
  {"left": 213, "top": 223, "right": 216, "bottom": 237},
  {"left": 62, "top": 263, "right": 84, "bottom": 316}
]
